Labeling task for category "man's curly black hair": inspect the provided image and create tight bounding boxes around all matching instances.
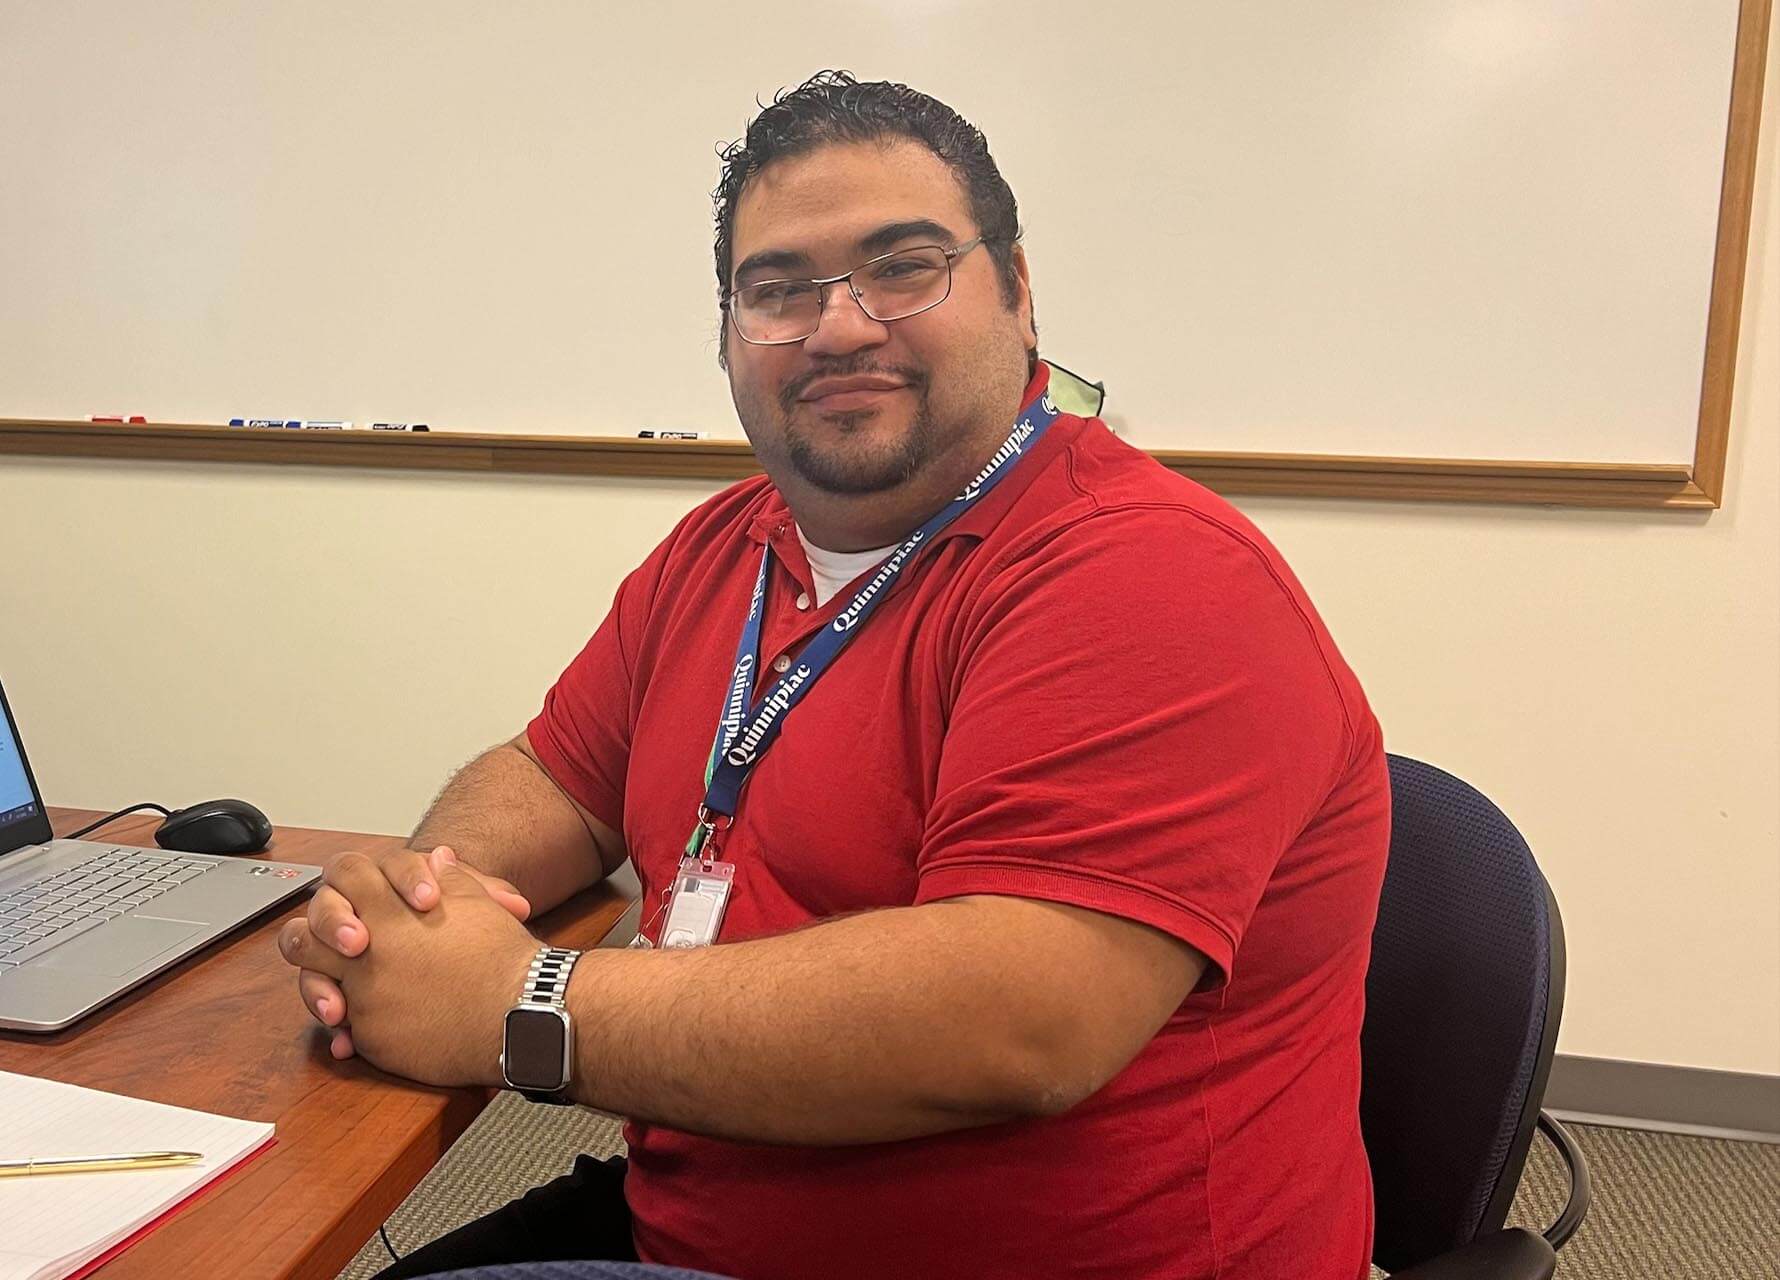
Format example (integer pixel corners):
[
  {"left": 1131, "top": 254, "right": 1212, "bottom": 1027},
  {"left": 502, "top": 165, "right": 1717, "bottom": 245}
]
[{"left": 712, "top": 71, "right": 1028, "bottom": 322}]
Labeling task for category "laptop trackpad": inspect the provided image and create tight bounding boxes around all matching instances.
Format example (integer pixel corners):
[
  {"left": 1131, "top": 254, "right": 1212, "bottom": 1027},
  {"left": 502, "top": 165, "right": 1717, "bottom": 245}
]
[{"left": 37, "top": 916, "right": 206, "bottom": 976}]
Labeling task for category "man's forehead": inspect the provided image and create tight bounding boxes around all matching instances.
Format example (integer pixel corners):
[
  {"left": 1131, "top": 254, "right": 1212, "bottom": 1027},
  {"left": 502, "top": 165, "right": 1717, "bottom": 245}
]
[{"left": 731, "top": 138, "right": 972, "bottom": 263}]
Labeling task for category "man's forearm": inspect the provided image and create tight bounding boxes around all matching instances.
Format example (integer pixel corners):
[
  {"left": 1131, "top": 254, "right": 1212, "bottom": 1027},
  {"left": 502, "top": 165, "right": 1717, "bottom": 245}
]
[
  {"left": 560, "top": 899, "right": 1087, "bottom": 1146},
  {"left": 411, "top": 741, "right": 607, "bottom": 915}
]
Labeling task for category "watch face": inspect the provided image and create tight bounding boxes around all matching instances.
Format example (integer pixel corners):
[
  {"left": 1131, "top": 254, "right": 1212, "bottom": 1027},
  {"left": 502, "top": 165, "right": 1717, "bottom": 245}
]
[{"left": 503, "top": 1006, "right": 570, "bottom": 1091}]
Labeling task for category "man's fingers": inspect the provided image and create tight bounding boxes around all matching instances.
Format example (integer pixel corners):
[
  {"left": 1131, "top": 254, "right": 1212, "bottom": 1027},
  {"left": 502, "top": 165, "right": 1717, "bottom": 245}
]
[
  {"left": 379, "top": 847, "right": 445, "bottom": 911},
  {"left": 279, "top": 918, "right": 348, "bottom": 980},
  {"left": 322, "top": 850, "right": 404, "bottom": 917},
  {"left": 309, "top": 849, "right": 447, "bottom": 960},
  {"left": 329, "top": 1028, "right": 356, "bottom": 1060},
  {"left": 297, "top": 969, "right": 347, "bottom": 1026},
  {"left": 307, "top": 885, "right": 368, "bottom": 957},
  {"left": 467, "top": 870, "right": 532, "bottom": 921},
  {"left": 488, "top": 884, "right": 532, "bottom": 921},
  {"left": 426, "top": 847, "right": 530, "bottom": 920},
  {"left": 435, "top": 860, "right": 500, "bottom": 902}
]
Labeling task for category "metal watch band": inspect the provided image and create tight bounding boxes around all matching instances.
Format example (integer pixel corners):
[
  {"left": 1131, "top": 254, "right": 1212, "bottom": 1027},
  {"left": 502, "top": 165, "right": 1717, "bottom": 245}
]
[
  {"left": 506, "top": 945, "right": 583, "bottom": 1105},
  {"left": 521, "top": 945, "right": 582, "bottom": 1008}
]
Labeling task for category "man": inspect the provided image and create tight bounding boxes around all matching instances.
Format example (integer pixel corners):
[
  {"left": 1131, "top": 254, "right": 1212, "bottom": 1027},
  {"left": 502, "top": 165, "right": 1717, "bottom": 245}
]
[{"left": 280, "top": 71, "right": 1390, "bottom": 1279}]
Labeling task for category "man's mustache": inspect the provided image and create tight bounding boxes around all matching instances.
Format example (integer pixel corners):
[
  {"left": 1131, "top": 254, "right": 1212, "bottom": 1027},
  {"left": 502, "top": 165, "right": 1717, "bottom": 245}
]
[{"left": 779, "top": 362, "right": 928, "bottom": 414}]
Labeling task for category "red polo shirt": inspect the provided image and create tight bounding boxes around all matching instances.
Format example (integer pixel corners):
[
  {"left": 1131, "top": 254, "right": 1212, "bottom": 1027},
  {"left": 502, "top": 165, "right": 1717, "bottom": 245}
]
[{"left": 528, "top": 366, "right": 1389, "bottom": 1279}]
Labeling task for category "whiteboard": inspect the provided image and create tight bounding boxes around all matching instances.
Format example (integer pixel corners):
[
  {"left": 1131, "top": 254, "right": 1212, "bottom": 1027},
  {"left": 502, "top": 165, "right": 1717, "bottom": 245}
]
[{"left": 0, "top": 1, "right": 1743, "bottom": 464}]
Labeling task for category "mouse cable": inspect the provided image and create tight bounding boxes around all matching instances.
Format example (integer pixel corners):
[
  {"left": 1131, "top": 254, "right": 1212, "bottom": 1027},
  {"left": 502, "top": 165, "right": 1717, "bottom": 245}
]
[
  {"left": 59, "top": 803, "right": 173, "bottom": 842},
  {"left": 380, "top": 1222, "right": 402, "bottom": 1260}
]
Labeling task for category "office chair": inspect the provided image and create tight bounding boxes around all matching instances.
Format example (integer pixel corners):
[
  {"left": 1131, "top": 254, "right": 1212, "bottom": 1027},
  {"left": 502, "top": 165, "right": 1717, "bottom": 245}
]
[{"left": 1364, "top": 755, "right": 1592, "bottom": 1279}]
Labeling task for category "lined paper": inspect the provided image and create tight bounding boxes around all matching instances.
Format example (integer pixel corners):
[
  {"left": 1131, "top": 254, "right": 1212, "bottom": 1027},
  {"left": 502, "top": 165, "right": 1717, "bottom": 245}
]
[{"left": 0, "top": 1071, "right": 273, "bottom": 1280}]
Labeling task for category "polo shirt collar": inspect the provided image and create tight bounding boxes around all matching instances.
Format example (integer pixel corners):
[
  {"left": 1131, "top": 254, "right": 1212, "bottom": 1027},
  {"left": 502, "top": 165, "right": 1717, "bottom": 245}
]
[{"left": 744, "top": 361, "right": 1076, "bottom": 552}]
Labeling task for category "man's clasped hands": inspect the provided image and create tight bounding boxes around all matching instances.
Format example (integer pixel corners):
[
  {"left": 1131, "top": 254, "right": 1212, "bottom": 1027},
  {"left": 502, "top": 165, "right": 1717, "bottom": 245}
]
[{"left": 277, "top": 846, "right": 541, "bottom": 1089}]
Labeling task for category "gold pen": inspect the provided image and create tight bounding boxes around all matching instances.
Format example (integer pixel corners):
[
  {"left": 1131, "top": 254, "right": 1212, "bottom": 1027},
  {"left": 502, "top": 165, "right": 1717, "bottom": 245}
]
[{"left": 0, "top": 1151, "right": 204, "bottom": 1178}]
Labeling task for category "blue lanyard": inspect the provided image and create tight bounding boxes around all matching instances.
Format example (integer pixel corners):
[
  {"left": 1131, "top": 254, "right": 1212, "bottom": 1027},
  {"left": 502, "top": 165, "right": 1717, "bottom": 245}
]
[{"left": 690, "top": 392, "right": 1063, "bottom": 854}]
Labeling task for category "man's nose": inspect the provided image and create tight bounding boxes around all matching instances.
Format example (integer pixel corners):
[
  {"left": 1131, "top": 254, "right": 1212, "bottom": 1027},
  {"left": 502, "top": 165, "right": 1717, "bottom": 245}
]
[{"left": 801, "top": 279, "right": 889, "bottom": 357}]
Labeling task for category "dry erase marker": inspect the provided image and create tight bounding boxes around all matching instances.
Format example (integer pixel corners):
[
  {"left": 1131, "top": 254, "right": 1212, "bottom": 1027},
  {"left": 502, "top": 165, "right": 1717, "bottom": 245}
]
[
  {"left": 229, "top": 419, "right": 353, "bottom": 429},
  {"left": 363, "top": 422, "right": 431, "bottom": 432},
  {"left": 87, "top": 414, "right": 147, "bottom": 424},
  {"left": 637, "top": 430, "right": 709, "bottom": 439}
]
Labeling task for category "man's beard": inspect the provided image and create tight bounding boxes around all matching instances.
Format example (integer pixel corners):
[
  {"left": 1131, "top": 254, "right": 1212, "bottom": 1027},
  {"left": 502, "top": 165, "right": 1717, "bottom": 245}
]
[
  {"left": 768, "top": 364, "right": 937, "bottom": 496},
  {"left": 780, "top": 396, "right": 939, "bottom": 495}
]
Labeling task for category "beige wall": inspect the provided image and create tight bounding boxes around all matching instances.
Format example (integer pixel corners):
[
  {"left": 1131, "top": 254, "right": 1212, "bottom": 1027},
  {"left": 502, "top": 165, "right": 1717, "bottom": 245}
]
[{"left": 3, "top": 44, "right": 1776, "bottom": 1079}]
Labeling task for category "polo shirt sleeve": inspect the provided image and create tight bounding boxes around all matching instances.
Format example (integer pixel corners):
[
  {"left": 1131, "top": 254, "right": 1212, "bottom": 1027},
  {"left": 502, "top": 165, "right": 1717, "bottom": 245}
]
[
  {"left": 914, "top": 508, "right": 1355, "bottom": 988},
  {"left": 525, "top": 538, "right": 676, "bottom": 833}
]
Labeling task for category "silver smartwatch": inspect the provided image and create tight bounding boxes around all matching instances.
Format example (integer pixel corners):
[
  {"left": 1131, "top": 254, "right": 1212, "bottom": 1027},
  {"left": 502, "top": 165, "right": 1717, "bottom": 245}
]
[{"left": 500, "top": 945, "right": 582, "bottom": 1104}]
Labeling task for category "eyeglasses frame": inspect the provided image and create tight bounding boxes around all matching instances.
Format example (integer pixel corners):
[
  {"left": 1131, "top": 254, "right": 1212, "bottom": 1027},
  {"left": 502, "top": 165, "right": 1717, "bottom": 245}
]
[{"left": 722, "top": 235, "right": 996, "bottom": 346}]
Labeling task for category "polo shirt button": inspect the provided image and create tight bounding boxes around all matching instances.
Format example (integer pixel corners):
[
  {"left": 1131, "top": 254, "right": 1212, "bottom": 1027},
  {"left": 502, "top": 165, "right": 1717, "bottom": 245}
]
[
  {"left": 772, "top": 654, "right": 793, "bottom": 674},
  {"left": 795, "top": 592, "right": 811, "bottom": 610}
]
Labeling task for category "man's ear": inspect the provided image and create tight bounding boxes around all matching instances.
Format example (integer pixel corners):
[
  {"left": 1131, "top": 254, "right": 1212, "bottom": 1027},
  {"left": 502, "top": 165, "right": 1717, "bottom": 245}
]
[{"left": 1009, "top": 243, "right": 1038, "bottom": 348}]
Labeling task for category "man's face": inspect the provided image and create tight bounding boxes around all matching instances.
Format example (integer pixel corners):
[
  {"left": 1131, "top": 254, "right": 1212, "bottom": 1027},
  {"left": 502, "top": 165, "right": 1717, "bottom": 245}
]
[{"left": 723, "top": 138, "right": 1034, "bottom": 498}]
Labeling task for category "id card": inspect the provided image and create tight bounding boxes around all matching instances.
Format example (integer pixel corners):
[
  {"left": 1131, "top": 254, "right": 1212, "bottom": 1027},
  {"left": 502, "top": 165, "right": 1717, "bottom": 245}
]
[{"left": 658, "top": 857, "right": 736, "bottom": 949}]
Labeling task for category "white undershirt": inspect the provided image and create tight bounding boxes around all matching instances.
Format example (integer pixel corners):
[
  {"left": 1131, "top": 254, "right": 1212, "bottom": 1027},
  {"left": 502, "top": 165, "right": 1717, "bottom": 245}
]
[{"left": 796, "top": 526, "right": 896, "bottom": 607}]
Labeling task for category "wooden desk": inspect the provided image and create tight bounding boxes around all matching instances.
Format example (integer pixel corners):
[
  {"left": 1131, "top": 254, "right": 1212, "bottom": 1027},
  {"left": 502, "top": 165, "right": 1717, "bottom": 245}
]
[{"left": 0, "top": 808, "right": 636, "bottom": 1280}]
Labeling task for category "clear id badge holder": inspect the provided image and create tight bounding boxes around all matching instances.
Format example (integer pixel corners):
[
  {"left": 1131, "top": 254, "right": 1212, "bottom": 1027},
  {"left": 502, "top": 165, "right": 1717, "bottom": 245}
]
[{"left": 631, "top": 857, "right": 735, "bottom": 950}]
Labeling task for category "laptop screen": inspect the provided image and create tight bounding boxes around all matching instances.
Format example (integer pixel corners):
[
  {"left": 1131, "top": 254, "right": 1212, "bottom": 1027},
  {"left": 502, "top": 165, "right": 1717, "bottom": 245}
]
[
  {"left": 1, "top": 717, "right": 34, "bottom": 822},
  {"left": 0, "top": 678, "right": 49, "bottom": 852}
]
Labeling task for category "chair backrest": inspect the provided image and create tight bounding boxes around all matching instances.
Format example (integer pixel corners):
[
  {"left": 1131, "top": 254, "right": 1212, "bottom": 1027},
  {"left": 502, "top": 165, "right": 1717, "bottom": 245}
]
[{"left": 1360, "top": 755, "right": 1567, "bottom": 1273}]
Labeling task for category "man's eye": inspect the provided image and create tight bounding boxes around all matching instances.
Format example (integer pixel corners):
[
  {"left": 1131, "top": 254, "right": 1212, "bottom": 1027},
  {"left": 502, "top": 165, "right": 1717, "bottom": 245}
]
[
  {"left": 751, "top": 281, "right": 817, "bottom": 306},
  {"left": 874, "top": 259, "right": 936, "bottom": 281}
]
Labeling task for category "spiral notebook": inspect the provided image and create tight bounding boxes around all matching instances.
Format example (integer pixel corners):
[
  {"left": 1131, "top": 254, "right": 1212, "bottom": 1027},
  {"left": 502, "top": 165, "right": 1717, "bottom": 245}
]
[{"left": 0, "top": 1071, "right": 275, "bottom": 1280}]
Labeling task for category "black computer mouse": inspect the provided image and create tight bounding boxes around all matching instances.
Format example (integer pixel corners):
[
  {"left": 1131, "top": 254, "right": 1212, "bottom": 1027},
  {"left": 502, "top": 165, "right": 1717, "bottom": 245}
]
[{"left": 154, "top": 798, "right": 274, "bottom": 855}]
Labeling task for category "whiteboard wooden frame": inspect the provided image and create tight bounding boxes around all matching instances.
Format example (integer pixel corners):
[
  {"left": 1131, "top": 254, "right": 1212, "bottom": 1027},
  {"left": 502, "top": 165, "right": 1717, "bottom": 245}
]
[{"left": 1, "top": 0, "right": 1766, "bottom": 511}]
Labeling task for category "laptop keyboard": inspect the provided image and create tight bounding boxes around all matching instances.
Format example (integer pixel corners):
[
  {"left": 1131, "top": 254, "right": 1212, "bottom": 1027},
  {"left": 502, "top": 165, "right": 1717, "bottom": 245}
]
[{"left": 0, "top": 848, "right": 217, "bottom": 968}]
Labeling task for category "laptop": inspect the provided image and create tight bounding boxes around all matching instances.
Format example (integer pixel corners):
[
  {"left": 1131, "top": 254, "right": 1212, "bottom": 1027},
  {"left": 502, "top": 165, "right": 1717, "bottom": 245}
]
[{"left": 0, "top": 676, "right": 321, "bottom": 1032}]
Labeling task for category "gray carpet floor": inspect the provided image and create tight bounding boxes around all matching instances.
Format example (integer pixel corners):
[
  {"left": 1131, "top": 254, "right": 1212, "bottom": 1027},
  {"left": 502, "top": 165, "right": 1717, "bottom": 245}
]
[{"left": 338, "top": 1096, "right": 1779, "bottom": 1279}]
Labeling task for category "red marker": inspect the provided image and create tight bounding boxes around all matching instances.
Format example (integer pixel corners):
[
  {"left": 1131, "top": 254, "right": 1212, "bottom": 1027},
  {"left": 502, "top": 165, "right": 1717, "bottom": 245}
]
[{"left": 87, "top": 414, "right": 148, "bottom": 424}]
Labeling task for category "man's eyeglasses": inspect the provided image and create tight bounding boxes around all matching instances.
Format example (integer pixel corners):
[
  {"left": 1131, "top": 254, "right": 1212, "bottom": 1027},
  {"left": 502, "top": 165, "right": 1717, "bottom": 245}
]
[{"left": 723, "top": 237, "right": 993, "bottom": 346}]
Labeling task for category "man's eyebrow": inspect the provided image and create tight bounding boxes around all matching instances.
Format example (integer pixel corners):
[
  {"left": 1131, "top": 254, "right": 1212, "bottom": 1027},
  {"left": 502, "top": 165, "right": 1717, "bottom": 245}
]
[
  {"left": 732, "top": 219, "right": 964, "bottom": 287},
  {"left": 733, "top": 248, "right": 812, "bottom": 285},
  {"left": 857, "top": 218, "right": 960, "bottom": 257}
]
